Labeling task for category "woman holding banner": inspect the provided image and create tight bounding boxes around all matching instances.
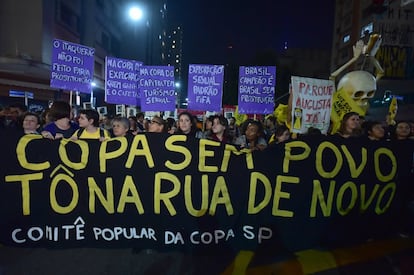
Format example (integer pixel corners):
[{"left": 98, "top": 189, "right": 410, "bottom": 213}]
[
  {"left": 176, "top": 112, "right": 202, "bottom": 138},
  {"left": 41, "top": 101, "right": 79, "bottom": 139},
  {"left": 235, "top": 119, "right": 267, "bottom": 151},
  {"left": 332, "top": 112, "right": 362, "bottom": 139},
  {"left": 204, "top": 115, "right": 231, "bottom": 144}
]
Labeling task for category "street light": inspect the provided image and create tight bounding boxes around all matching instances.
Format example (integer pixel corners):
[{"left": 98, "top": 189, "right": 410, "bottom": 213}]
[
  {"left": 127, "top": 4, "right": 151, "bottom": 64},
  {"left": 128, "top": 6, "right": 143, "bottom": 21}
]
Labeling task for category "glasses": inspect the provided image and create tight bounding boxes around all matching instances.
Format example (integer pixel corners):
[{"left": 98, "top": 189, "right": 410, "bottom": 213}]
[{"left": 150, "top": 120, "right": 163, "bottom": 125}]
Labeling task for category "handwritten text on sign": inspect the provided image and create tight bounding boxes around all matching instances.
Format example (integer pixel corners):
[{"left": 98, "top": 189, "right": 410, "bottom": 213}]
[
  {"left": 187, "top": 64, "right": 224, "bottom": 112},
  {"left": 105, "top": 57, "right": 143, "bottom": 105},
  {"left": 238, "top": 66, "right": 276, "bottom": 114},
  {"left": 50, "top": 39, "right": 95, "bottom": 94}
]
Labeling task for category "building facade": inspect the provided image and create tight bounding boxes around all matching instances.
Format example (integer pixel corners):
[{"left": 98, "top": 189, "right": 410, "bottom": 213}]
[
  {"left": 331, "top": 0, "right": 414, "bottom": 119},
  {"left": 0, "top": 0, "right": 169, "bottom": 113}
]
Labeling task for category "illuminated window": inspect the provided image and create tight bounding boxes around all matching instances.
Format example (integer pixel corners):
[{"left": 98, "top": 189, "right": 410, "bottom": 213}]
[
  {"left": 343, "top": 34, "right": 350, "bottom": 43},
  {"left": 361, "top": 22, "right": 373, "bottom": 37}
]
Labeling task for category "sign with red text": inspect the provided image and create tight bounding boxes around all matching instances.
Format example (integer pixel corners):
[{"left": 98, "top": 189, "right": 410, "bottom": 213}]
[{"left": 290, "top": 76, "right": 334, "bottom": 134}]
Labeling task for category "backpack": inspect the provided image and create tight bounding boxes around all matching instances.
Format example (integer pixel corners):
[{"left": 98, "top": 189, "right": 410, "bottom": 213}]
[{"left": 77, "top": 128, "right": 105, "bottom": 139}]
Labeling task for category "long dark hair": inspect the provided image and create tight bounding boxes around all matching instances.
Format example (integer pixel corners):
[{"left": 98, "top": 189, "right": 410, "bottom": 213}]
[
  {"left": 176, "top": 111, "right": 197, "bottom": 135},
  {"left": 338, "top": 112, "right": 361, "bottom": 137}
]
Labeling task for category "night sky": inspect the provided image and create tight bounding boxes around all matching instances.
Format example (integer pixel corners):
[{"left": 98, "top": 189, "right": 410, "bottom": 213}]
[{"left": 168, "top": 0, "right": 336, "bottom": 66}]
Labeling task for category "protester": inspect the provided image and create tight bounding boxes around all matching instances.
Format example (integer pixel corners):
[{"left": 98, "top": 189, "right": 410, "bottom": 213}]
[
  {"left": 71, "top": 109, "right": 110, "bottom": 141},
  {"left": 333, "top": 111, "right": 362, "bottom": 138},
  {"left": 176, "top": 111, "right": 202, "bottom": 138},
  {"left": 205, "top": 115, "right": 231, "bottom": 144},
  {"left": 268, "top": 124, "right": 291, "bottom": 145},
  {"left": 128, "top": 116, "right": 139, "bottom": 135},
  {"left": 100, "top": 114, "right": 113, "bottom": 131},
  {"left": 0, "top": 103, "right": 27, "bottom": 130},
  {"left": 111, "top": 116, "right": 131, "bottom": 138},
  {"left": 136, "top": 112, "right": 146, "bottom": 133},
  {"left": 263, "top": 115, "right": 277, "bottom": 142},
  {"left": 390, "top": 120, "right": 412, "bottom": 141},
  {"left": 41, "top": 101, "right": 79, "bottom": 139},
  {"left": 166, "top": 117, "right": 177, "bottom": 134},
  {"left": 147, "top": 116, "right": 167, "bottom": 133},
  {"left": 362, "top": 120, "right": 385, "bottom": 141},
  {"left": 201, "top": 115, "right": 214, "bottom": 138},
  {"left": 227, "top": 116, "right": 240, "bottom": 143},
  {"left": 235, "top": 119, "right": 267, "bottom": 151},
  {"left": 22, "top": 112, "right": 41, "bottom": 135}
]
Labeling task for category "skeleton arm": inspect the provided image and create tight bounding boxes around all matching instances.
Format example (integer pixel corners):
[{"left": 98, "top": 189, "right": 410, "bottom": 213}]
[
  {"left": 366, "top": 34, "right": 384, "bottom": 81},
  {"left": 329, "top": 40, "right": 364, "bottom": 81},
  {"left": 371, "top": 57, "right": 385, "bottom": 81}
]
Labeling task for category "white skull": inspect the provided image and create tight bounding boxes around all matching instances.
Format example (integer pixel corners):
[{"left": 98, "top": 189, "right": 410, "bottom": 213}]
[{"left": 337, "top": 70, "right": 376, "bottom": 112}]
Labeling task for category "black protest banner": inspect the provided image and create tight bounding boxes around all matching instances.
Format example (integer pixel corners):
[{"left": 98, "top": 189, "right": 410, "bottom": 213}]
[{"left": 0, "top": 130, "right": 412, "bottom": 253}]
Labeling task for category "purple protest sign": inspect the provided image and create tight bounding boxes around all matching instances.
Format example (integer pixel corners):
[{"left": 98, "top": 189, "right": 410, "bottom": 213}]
[
  {"left": 105, "top": 57, "right": 143, "bottom": 106},
  {"left": 237, "top": 66, "right": 276, "bottom": 114},
  {"left": 187, "top": 64, "right": 224, "bottom": 112},
  {"left": 139, "top": 66, "right": 175, "bottom": 112},
  {"left": 50, "top": 39, "right": 95, "bottom": 94}
]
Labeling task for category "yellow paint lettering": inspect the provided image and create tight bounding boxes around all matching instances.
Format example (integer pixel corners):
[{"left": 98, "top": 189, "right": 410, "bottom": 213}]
[
  {"left": 125, "top": 135, "right": 154, "bottom": 168},
  {"left": 272, "top": 175, "right": 299, "bottom": 217},
  {"left": 117, "top": 175, "right": 144, "bottom": 213},
  {"left": 16, "top": 135, "right": 49, "bottom": 170},
  {"left": 374, "top": 148, "right": 397, "bottom": 182},
  {"left": 209, "top": 176, "right": 233, "bottom": 215},
  {"left": 164, "top": 135, "right": 191, "bottom": 170},
  {"left": 199, "top": 139, "right": 219, "bottom": 172},
  {"left": 59, "top": 139, "right": 88, "bottom": 170},
  {"left": 88, "top": 177, "right": 114, "bottom": 214},
  {"left": 360, "top": 184, "right": 380, "bottom": 212},
  {"left": 310, "top": 180, "right": 335, "bottom": 217},
  {"left": 185, "top": 175, "right": 208, "bottom": 217},
  {"left": 221, "top": 144, "right": 244, "bottom": 172},
  {"left": 99, "top": 137, "right": 128, "bottom": 173},
  {"left": 341, "top": 145, "right": 367, "bottom": 178},
  {"left": 283, "top": 141, "right": 310, "bottom": 173},
  {"left": 50, "top": 174, "right": 79, "bottom": 214},
  {"left": 5, "top": 173, "right": 43, "bottom": 215},
  {"left": 154, "top": 172, "right": 180, "bottom": 215},
  {"left": 316, "top": 141, "right": 342, "bottom": 178},
  {"left": 247, "top": 172, "right": 272, "bottom": 214},
  {"left": 375, "top": 182, "right": 396, "bottom": 214},
  {"left": 336, "top": 181, "right": 357, "bottom": 216}
]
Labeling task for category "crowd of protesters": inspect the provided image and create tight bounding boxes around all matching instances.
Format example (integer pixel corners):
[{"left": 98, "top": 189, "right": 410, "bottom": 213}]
[{"left": 1, "top": 102, "right": 414, "bottom": 148}]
